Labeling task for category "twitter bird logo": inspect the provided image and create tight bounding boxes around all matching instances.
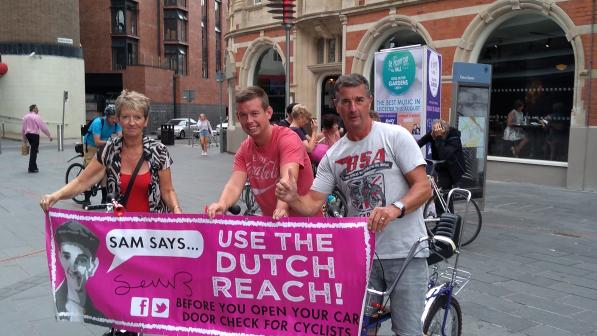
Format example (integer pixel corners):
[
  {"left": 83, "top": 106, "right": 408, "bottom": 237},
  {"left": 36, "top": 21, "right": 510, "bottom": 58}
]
[{"left": 151, "top": 298, "right": 170, "bottom": 318}]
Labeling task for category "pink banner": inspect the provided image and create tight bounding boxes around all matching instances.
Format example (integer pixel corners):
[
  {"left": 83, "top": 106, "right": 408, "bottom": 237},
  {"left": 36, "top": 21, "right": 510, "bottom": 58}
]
[{"left": 45, "top": 208, "right": 374, "bottom": 335}]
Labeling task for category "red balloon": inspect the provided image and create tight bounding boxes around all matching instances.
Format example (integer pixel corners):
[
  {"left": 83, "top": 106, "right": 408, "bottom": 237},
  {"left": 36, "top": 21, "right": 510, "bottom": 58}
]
[{"left": 0, "top": 63, "right": 8, "bottom": 76}]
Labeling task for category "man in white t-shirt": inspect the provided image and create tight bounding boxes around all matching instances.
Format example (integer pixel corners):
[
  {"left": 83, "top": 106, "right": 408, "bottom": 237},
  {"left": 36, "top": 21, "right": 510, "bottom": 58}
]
[{"left": 276, "top": 73, "right": 431, "bottom": 336}]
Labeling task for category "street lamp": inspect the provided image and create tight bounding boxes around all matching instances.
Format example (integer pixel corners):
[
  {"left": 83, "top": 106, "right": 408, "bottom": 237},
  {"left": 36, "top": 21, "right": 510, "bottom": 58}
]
[
  {"left": 216, "top": 71, "right": 225, "bottom": 153},
  {"left": 266, "top": 0, "right": 296, "bottom": 107}
]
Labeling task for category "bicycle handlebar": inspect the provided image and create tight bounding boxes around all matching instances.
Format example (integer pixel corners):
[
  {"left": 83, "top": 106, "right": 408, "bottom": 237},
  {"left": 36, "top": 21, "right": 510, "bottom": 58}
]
[{"left": 228, "top": 205, "right": 242, "bottom": 215}]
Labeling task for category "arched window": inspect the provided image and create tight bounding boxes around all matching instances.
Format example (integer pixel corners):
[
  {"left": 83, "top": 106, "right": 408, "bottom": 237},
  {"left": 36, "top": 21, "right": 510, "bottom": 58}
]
[
  {"left": 253, "top": 48, "right": 286, "bottom": 121},
  {"left": 479, "top": 13, "right": 573, "bottom": 162}
]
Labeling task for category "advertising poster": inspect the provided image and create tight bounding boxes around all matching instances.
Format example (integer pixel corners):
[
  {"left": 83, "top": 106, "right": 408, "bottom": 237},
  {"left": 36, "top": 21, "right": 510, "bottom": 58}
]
[
  {"left": 425, "top": 48, "right": 442, "bottom": 133},
  {"left": 45, "top": 209, "right": 374, "bottom": 336},
  {"left": 374, "top": 45, "right": 442, "bottom": 139}
]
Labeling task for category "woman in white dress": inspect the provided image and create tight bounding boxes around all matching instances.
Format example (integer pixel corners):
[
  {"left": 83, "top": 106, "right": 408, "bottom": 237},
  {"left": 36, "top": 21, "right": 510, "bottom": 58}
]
[{"left": 503, "top": 99, "right": 529, "bottom": 157}]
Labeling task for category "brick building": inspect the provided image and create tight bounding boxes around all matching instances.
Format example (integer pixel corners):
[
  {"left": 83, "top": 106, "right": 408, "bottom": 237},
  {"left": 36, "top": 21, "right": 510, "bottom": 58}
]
[
  {"left": 225, "top": 0, "right": 597, "bottom": 191},
  {"left": 0, "top": 0, "right": 85, "bottom": 139},
  {"left": 80, "top": 0, "right": 229, "bottom": 132}
]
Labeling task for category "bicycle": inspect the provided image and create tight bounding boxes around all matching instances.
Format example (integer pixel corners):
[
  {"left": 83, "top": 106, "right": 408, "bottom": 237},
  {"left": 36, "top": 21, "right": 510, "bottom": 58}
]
[
  {"left": 362, "top": 188, "right": 472, "bottom": 336},
  {"left": 323, "top": 188, "right": 348, "bottom": 217},
  {"left": 65, "top": 143, "right": 101, "bottom": 206},
  {"left": 423, "top": 159, "right": 482, "bottom": 246}
]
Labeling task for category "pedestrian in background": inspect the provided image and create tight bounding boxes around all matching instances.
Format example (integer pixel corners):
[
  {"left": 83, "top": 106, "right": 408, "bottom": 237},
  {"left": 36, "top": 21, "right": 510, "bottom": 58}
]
[
  {"left": 196, "top": 113, "right": 212, "bottom": 156},
  {"left": 275, "top": 102, "right": 297, "bottom": 127},
  {"left": 21, "top": 104, "right": 52, "bottom": 173},
  {"left": 82, "top": 104, "right": 122, "bottom": 207},
  {"left": 289, "top": 104, "right": 319, "bottom": 154}
]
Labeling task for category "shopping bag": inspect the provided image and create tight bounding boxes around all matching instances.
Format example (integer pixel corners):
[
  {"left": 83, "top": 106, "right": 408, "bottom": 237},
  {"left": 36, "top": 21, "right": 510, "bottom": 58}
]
[{"left": 21, "top": 142, "right": 30, "bottom": 156}]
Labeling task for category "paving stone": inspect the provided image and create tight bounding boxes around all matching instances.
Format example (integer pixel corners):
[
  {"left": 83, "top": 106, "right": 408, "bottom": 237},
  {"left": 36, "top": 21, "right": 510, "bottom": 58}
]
[
  {"left": 503, "top": 292, "right": 583, "bottom": 316},
  {"left": 512, "top": 305, "right": 597, "bottom": 335},
  {"left": 523, "top": 324, "right": 575, "bottom": 336},
  {"left": 461, "top": 302, "right": 538, "bottom": 333},
  {"left": 548, "top": 282, "right": 597, "bottom": 301}
]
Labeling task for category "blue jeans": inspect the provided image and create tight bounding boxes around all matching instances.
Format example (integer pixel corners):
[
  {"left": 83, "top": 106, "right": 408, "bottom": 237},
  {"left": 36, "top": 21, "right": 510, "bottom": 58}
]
[{"left": 368, "top": 257, "right": 428, "bottom": 336}]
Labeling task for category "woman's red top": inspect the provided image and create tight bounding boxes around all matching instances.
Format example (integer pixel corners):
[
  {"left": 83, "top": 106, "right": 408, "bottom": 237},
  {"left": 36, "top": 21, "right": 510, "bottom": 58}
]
[{"left": 119, "top": 171, "right": 151, "bottom": 212}]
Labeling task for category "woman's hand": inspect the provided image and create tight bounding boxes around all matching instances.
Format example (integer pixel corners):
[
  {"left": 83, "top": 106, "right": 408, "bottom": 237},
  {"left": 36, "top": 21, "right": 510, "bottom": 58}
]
[
  {"left": 40, "top": 194, "right": 59, "bottom": 213},
  {"left": 272, "top": 207, "right": 289, "bottom": 220},
  {"left": 207, "top": 202, "right": 226, "bottom": 219}
]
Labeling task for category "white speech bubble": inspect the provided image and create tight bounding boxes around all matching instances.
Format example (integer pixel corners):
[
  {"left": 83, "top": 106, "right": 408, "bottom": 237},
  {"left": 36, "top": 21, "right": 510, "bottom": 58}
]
[{"left": 106, "top": 229, "right": 204, "bottom": 272}]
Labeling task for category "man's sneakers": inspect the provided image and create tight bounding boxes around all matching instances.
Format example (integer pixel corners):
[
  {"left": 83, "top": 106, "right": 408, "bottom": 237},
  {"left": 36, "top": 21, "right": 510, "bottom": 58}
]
[{"left": 201, "top": 151, "right": 207, "bottom": 156}]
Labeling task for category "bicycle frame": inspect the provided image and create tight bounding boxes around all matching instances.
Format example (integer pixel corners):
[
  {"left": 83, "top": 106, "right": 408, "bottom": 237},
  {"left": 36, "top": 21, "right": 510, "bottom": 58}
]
[{"left": 362, "top": 189, "right": 472, "bottom": 336}]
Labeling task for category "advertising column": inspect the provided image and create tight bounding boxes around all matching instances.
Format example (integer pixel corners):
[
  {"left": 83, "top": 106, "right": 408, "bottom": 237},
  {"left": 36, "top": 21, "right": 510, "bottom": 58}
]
[{"left": 373, "top": 45, "right": 442, "bottom": 139}]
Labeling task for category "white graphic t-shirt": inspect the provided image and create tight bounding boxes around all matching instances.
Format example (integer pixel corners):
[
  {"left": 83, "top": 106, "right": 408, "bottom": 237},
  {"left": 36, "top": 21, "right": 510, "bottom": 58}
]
[{"left": 312, "top": 122, "right": 428, "bottom": 259}]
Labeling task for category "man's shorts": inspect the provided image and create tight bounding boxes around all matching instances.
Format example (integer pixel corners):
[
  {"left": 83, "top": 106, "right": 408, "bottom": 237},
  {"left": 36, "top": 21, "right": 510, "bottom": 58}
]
[{"left": 84, "top": 146, "right": 97, "bottom": 167}]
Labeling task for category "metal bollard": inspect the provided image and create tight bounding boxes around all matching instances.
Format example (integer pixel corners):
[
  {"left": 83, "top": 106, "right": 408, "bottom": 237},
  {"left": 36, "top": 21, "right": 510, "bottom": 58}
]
[{"left": 57, "top": 124, "right": 64, "bottom": 152}]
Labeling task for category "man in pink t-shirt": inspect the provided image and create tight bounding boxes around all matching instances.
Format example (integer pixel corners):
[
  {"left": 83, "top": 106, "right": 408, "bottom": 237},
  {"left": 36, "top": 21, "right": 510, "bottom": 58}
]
[{"left": 207, "top": 86, "right": 314, "bottom": 219}]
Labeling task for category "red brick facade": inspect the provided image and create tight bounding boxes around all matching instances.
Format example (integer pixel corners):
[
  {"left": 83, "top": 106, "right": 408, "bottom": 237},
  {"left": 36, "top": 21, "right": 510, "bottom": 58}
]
[{"left": 80, "top": 0, "right": 228, "bottom": 107}]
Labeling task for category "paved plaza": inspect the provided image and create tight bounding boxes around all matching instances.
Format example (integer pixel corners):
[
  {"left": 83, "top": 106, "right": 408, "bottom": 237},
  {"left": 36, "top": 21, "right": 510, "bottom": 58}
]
[{"left": 0, "top": 137, "right": 596, "bottom": 335}]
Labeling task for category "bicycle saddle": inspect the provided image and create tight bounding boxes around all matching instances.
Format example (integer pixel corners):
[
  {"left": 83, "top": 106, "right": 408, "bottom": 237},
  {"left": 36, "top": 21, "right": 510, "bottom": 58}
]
[{"left": 427, "top": 213, "right": 461, "bottom": 265}]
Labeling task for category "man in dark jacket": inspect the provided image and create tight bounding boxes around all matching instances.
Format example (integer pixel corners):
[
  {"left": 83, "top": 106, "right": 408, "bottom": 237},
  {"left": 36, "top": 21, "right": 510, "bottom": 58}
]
[{"left": 417, "top": 119, "right": 465, "bottom": 189}]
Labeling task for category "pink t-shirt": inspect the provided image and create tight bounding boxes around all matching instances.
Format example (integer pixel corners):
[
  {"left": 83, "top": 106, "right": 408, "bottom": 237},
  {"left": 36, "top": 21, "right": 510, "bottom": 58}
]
[{"left": 234, "top": 126, "right": 314, "bottom": 216}]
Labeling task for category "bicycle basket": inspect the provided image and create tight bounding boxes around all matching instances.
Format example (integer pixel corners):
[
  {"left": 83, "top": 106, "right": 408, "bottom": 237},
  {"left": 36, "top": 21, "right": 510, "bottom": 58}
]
[{"left": 75, "top": 143, "right": 84, "bottom": 154}]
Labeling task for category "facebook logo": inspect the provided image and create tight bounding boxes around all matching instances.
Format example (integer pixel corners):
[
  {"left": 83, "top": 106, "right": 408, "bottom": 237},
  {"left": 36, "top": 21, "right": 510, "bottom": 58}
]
[{"left": 130, "top": 297, "right": 150, "bottom": 317}]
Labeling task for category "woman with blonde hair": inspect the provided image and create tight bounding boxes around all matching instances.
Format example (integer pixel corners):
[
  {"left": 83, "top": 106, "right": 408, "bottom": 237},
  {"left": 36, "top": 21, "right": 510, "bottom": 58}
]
[
  {"left": 196, "top": 113, "right": 212, "bottom": 156},
  {"left": 40, "top": 90, "right": 182, "bottom": 214},
  {"left": 289, "top": 104, "right": 319, "bottom": 153}
]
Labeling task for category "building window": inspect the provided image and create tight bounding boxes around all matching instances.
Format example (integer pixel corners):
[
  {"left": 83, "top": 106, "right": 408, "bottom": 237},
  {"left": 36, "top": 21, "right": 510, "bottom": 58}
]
[
  {"left": 253, "top": 0, "right": 262, "bottom": 4},
  {"left": 112, "top": 38, "right": 138, "bottom": 70},
  {"left": 316, "top": 36, "right": 341, "bottom": 64},
  {"left": 165, "top": 45, "right": 187, "bottom": 75},
  {"left": 201, "top": 0, "right": 209, "bottom": 78},
  {"left": 215, "top": 0, "right": 222, "bottom": 72},
  {"left": 111, "top": 0, "right": 138, "bottom": 36},
  {"left": 327, "top": 38, "right": 336, "bottom": 63},
  {"left": 164, "top": 10, "right": 188, "bottom": 42},
  {"left": 164, "top": 0, "right": 187, "bottom": 7},
  {"left": 114, "top": 9, "right": 125, "bottom": 33},
  {"left": 316, "top": 38, "right": 325, "bottom": 64},
  {"left": 479, "top": 14, "right": 572, "bottom": 162}
]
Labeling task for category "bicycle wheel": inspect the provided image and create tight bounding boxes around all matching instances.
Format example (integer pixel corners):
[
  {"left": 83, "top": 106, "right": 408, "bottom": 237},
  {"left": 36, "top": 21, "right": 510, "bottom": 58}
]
[
  {"left": 65, "top": 163, "right": 85, "bottom": 204},
  {"left": 450, "top": 197, "right": 482, "bottom": 246},
  {"left": 423, "top": 295, "right": 462, "bottom": 336}
]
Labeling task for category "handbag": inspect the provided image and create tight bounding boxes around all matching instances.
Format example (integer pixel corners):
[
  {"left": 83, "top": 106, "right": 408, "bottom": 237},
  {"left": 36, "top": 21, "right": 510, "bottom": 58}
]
[{"left": 21, "top": 142, "right": 30, "bottom": 156}]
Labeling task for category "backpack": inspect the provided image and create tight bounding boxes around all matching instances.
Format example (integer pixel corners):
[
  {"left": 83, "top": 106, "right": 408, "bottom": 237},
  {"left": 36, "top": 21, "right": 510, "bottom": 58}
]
[{"left": 81, "top": 117, "right": 104, "bottom": 137}]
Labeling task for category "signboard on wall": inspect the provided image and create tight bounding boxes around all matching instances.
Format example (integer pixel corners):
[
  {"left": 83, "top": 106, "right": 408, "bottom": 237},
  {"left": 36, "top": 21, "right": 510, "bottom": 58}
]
[{"left": 373, "top": 45, "right": 442, "bottom": 139}]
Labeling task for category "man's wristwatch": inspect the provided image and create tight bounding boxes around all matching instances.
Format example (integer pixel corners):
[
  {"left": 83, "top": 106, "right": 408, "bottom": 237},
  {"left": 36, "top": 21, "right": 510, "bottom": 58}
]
[{"left": 392, "top": 201, "right": 406, "bottom": 218}]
